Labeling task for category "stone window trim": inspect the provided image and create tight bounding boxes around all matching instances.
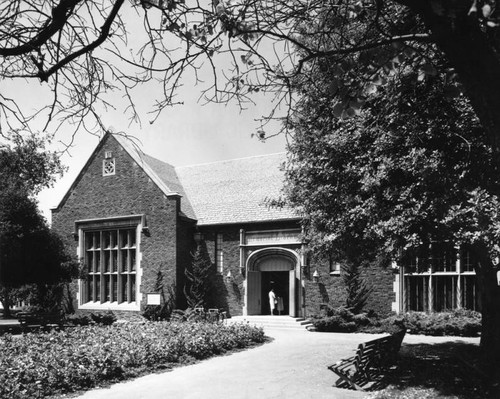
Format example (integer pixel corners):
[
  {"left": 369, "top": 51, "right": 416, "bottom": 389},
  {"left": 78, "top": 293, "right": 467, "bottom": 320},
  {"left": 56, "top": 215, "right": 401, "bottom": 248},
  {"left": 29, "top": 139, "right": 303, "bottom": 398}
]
[{"left": 75, "top": 215, "right": 146, "bottom": 311}]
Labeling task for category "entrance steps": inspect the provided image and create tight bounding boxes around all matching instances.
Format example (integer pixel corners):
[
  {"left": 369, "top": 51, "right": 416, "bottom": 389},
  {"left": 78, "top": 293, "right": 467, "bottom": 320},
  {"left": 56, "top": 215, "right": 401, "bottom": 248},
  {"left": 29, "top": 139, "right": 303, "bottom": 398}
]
[{"left": 226, "top": 315, "right": 315, "bottom": 331}]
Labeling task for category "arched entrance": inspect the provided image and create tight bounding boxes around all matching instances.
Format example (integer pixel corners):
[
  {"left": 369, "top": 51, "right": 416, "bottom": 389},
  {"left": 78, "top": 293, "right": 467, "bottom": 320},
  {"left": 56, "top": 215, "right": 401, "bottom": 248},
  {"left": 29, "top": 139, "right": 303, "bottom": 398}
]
[{"left": 245, "top": 248, "right": 300, "bottom": 316}]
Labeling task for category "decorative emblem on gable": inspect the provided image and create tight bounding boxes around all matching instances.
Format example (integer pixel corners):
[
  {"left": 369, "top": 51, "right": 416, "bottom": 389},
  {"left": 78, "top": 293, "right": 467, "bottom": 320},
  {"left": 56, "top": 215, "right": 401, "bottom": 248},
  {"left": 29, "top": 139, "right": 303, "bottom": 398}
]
[{"left": 103, "top": 158, "right": 116, "bottom": 176}]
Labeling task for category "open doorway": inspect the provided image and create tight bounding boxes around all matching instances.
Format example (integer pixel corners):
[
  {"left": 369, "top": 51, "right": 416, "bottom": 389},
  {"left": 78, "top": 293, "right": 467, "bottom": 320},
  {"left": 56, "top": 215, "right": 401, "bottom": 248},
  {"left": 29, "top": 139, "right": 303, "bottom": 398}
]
[{"left": 261, "top": 271, "right": 289, "bottom": 315}]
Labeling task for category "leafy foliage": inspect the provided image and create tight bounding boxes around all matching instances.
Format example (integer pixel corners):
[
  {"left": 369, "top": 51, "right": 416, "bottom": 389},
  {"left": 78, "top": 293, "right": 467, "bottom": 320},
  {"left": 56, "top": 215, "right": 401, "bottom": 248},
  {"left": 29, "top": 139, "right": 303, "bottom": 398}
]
[
  {"left": 90, "top": 311, "right": 117, "bottom": 326},
  {"left": 312, "top": 306, "right": 481, "bottom": 336},
  {"left": 0, "top": 135, "right": 75, "bottom": 315},
  {"left": 285, "top": 66, "right": 500, "bottom": 266},
  {"left": 0, "top": 321, "right": 265, "bottom": 399}
]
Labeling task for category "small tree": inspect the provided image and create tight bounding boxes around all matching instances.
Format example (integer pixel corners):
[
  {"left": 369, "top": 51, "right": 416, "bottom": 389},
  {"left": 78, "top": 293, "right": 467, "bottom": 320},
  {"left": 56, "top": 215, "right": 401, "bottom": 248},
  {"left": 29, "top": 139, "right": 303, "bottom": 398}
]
[
  {"left": 183, "top": 243, "right": 214, "bottom": 309},
  {"left": 0, "top": 134, "right": 70, "bottom": 316},
  {"left": 341, "top": 263, "right": 372, "bottom": 315}
]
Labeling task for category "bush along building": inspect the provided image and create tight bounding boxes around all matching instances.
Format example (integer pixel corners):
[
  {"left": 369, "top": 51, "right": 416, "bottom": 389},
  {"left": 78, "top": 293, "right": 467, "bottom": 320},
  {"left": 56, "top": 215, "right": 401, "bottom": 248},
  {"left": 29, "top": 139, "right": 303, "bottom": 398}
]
[{"left": 51, "top": 133, "right": 479, "bottom": 318}]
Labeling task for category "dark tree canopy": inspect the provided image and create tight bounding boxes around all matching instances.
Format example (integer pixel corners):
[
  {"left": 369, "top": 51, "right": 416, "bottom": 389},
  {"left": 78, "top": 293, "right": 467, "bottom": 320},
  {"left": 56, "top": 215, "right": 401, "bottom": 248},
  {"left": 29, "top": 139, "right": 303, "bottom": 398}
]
[{"left": 0, "top": 135, "right": 73, "bottom": 314}]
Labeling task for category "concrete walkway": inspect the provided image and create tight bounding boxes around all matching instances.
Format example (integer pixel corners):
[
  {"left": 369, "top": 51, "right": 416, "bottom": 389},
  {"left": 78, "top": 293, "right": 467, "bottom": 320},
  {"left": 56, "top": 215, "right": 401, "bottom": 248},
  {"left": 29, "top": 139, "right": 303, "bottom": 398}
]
[{"left": 74, "top": 329, "right": 480, "bottom": 399}]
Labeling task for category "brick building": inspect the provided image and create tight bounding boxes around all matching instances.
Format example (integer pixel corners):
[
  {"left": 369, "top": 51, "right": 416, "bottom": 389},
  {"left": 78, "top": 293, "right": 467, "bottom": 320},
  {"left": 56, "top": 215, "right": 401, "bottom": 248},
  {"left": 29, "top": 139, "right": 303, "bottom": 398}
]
[{"left": 51, "top": 133, "right": 479, "bottom": 317}]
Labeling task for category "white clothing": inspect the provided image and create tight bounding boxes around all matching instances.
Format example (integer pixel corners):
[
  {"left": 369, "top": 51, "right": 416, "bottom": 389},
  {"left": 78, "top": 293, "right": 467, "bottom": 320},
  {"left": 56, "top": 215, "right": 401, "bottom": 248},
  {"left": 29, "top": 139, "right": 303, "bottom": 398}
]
[{"left": 269, "top": 290, "right": 276, "bottom": 312}]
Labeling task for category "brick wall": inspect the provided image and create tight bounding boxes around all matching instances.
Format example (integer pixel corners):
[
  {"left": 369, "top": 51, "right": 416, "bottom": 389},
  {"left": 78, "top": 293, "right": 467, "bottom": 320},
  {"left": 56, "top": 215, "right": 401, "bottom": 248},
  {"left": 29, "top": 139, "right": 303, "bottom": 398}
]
[
  {"left": 303, "top": 257, "right": 396, "bottom": 317},
  {"left": 51, "top": 135, "right": 193, "bottom": 313}
]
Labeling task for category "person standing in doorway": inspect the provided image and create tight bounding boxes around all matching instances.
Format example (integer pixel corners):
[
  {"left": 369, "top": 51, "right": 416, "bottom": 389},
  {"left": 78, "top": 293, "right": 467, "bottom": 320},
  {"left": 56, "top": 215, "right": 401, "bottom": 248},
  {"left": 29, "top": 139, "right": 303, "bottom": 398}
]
[{"left": 269, "top": 288, "right": 276, "bottom": 315}]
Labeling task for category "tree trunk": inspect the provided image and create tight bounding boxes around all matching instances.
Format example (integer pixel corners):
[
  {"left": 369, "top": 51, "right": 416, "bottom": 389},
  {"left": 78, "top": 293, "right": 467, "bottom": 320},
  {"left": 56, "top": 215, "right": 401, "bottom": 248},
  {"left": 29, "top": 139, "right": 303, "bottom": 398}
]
[{"left": 477, "top": 263, "right": 500, "bottom": 382}]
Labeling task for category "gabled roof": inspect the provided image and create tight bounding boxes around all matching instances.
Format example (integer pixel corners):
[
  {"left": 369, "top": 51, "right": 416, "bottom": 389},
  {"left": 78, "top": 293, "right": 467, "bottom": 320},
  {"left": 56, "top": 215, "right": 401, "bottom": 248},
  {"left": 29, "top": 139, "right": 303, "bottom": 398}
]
[
  {"left": 175, "top": 153, "right": 297, "bottom": 225},
  {"left": 54, "top": 133, "right": 297, "bottom": 225}
]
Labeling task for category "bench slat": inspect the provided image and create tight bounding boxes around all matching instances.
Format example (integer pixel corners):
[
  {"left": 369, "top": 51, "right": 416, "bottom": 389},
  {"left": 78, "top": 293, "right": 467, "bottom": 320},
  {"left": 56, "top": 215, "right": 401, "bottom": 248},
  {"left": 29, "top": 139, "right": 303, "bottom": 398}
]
[{"left": 327, "top": 328, "right": 406, "bottom": 391}]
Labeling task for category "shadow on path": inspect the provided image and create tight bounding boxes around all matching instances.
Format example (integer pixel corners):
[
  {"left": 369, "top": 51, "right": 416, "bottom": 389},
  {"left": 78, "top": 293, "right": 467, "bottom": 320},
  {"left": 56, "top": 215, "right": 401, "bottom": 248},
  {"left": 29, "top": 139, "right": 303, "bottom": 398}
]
[{"left": 377, "top": 342, "right": 498, "bottom": 398}]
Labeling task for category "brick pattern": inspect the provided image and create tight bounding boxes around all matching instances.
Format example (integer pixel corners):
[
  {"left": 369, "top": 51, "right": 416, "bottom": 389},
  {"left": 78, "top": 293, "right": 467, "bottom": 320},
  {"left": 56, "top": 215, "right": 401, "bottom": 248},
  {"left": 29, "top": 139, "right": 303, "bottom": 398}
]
[
  {"left": 52, "top": 135, "right": 194, "bottom": 312},
  {"left": 303, "top": 258, "right": 395, "bottom": 317}
]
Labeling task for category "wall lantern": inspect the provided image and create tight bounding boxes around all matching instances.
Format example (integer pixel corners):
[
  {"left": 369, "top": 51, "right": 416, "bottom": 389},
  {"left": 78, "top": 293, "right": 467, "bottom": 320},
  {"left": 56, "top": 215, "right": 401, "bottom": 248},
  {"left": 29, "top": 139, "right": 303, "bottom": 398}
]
[
  {"left": 312, "top": 269, "right": 320, "bottom": 283},
  {"left": 226, "top": 270, "right": 233, "bottom": 283},
  {"left": 194, "top": 232, "right": 204, "bottom": 244}
]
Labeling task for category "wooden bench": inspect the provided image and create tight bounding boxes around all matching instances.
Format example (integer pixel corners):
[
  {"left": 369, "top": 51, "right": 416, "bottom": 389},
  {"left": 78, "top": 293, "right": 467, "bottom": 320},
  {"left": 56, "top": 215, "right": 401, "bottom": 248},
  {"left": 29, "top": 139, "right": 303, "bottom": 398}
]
[
  {"left": 17, "top": 311, "right": 64, "bottom": 332},
  {"left": 328, "top": 328, "right": 406, "bottom": 391}
]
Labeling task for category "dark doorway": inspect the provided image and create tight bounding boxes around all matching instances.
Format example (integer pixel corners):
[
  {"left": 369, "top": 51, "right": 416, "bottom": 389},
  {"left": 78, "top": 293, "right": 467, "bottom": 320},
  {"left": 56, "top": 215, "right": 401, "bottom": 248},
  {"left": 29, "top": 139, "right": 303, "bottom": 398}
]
[{"left": 261, "top": 271, "right": 289, "bottom": 315}]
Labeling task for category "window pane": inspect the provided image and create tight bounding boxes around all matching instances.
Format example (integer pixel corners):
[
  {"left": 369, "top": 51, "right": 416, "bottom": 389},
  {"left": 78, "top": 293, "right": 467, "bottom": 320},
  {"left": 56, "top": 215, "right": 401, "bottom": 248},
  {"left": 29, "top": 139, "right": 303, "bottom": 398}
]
[
  {"left": 104, "top": 275, "right": 110, "bottom": 302},
  {"left": 405, "top": 276, "right": 428, "bottom": 311},
  {"left": 95, "top": 252, "right": 101, "bottom": 272},
  {"left": 432, "top": 243, "right": 456, "bottom": 272},
  {"left": 104, "top": 231, "right": 111, "bottom": 249},
  {"left": 130, "top": 275, "right": 136, "bottom": 302},
  {"left": 111, "top": 275, "right": 117, "bottom": 302},
  {"left": 112, "top": 250, "right": 118, "bottom": 272},
  {"left": 88, "top": 278, "right": 94, "bottom": 302},
  {"left": 86, "top": 251, "right": 93, "bottom": 273},
  {"left": 129, "top": 231, "right": 136, "bottom": 248},
  {"left": 95, "top": 278, "right": 101, "bottom": 302},
  {"left": 433, "top": 276, "right": 457, "bottom": 311},
  {"left": 462, "top": 275, "right": 480, "bottom": 311},
  {"left": 111, "top": 230, "right": 118, "bottom": 248},
  {"left": 461, "top": 248, "right": 477, "bottom": 272},
  {"left": 130, "top": 250, "right": 136, "bottom": 272},
  {"left": 94, "top": 232, "right": 101, "bottom": 250},
  {"left": 104, "top": 251, "right": 110, "bottom": 272},
  {"left": 85, "top": 232, "right": 93, "bottom": 250},
  {"left": 120, "top": 276, "right": 127, "bottom": 304},
  {"left": 120, "top": 230, "right": 129, "bottom": 248},
  {"left": 121, "top": 250, "right": 128, "bottom": 272}
]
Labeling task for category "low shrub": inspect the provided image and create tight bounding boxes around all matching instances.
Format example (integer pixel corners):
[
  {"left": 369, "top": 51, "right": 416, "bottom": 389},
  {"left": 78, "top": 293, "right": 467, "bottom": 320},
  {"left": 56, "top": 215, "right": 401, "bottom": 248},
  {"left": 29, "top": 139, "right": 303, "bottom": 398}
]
[
  {"left": 65, "top": 314, "right": 92, "bottom": 326},
  {"left": 90, "top": 311, "right": 117, "bottom": 325},
  {"left": 0, "top": 321, "right": 265, "bottom": 399},
  {"left": 311, "top": 306, "right": 481, "bottom": 336},
  {"left": 142, "top": 304, "right": 172, "bottom": 321},
  {"left": 403, "top": 309, "right": 481, "bottom": 336}
]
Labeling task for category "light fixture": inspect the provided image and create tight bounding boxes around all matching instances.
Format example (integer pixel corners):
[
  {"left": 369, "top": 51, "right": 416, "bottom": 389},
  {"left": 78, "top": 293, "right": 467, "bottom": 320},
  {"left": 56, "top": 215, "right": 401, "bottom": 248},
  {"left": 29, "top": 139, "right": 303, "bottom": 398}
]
[
  {"left": 194, "top": 232, "right": 204, "bottom": 244},
  {"left": 226, "top": 270, "right": 233, "bottom": 282},
  {"left": 312, "top": 269, "right": 320, "bottom": 283}
]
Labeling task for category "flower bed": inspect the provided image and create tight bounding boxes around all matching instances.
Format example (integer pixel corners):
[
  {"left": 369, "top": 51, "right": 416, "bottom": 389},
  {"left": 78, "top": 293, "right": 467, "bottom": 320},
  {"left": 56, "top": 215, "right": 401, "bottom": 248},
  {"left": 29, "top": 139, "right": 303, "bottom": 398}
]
[{"left": 0, "top": 321, "right": 265, "bottom": 399}]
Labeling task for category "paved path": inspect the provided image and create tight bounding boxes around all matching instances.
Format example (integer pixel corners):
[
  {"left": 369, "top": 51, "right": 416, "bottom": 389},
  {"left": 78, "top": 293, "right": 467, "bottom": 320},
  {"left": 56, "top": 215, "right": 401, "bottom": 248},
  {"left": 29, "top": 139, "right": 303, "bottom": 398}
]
[{"left": 74, "top": 329, "right": 480, "bottom": 399}]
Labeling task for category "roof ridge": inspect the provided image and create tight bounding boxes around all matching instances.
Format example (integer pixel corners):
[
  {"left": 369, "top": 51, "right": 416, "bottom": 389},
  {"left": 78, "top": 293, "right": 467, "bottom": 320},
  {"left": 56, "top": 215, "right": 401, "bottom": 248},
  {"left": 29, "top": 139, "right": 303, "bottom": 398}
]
[{"left": 175, "top": 152, "right": 286, "bottom": 169}]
